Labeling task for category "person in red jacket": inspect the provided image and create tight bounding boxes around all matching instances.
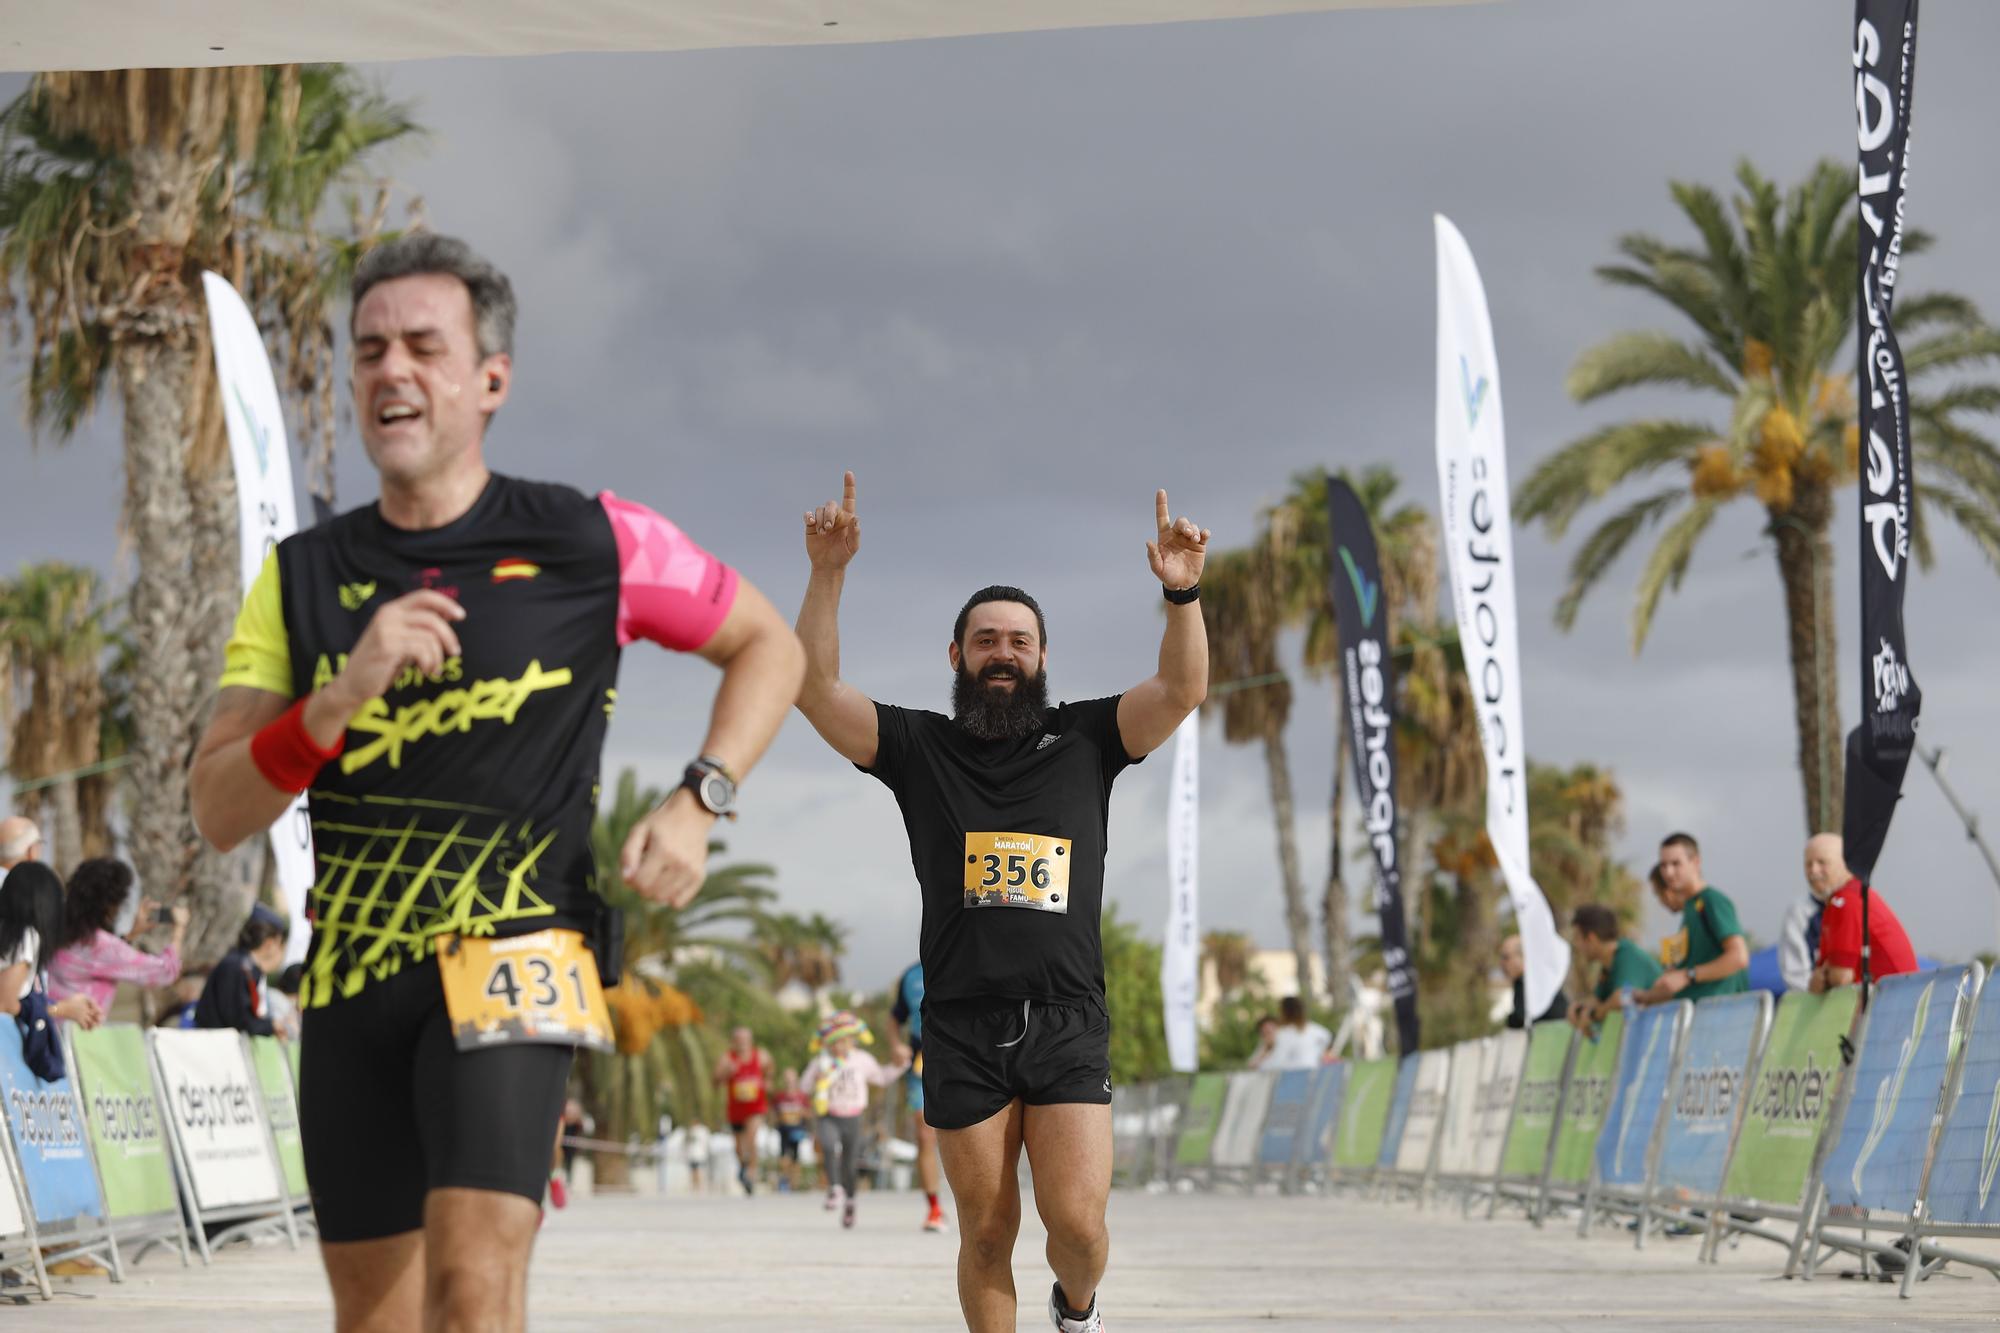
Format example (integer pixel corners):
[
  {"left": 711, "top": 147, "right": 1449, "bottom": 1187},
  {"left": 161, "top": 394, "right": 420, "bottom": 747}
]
[
  {"left": 715, "top": 1026, "right": 774, "bottom": 1194},
  {"left": 1804, "top": 833, "right": 1918, "bottom": 990}
]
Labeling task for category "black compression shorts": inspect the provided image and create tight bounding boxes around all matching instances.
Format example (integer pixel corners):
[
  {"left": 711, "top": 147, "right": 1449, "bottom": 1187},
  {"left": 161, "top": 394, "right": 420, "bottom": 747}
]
[
  {"left": 299, "top": 961, "right": 573, "bottom": 1242},
  {"left": 921, "top": 996, "right": 1112, "bottom": 1131}
]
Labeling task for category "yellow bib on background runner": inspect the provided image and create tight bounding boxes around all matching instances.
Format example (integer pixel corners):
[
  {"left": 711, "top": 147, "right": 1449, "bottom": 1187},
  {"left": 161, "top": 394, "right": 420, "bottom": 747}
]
[
  {"left": 962, "top": 831, "right": 1072, "bottom": 913},
  {"left": 438, "top": 929, "right": 613, "bottom": 1053}
]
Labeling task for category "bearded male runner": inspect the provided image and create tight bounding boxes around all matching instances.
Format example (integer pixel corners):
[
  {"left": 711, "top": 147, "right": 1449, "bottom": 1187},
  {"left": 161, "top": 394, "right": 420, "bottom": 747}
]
[
  {"left": 793, "top": 471, "right": 1206, "bottom": 1333},
  {"left": 189, "top": 234, "right": 804, "bottom": 1332}
]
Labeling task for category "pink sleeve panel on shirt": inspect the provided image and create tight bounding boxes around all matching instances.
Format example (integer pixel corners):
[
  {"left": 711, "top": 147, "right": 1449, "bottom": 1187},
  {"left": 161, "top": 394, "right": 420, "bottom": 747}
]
[{"left": 600, "top": 491, "right": 740, "bottom": 651}]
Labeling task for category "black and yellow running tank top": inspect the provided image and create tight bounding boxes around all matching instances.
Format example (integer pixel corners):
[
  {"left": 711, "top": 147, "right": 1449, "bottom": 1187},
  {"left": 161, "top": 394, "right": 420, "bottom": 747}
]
[{"left": 219, "top": 474, "right": 736, "bottom": 1009}]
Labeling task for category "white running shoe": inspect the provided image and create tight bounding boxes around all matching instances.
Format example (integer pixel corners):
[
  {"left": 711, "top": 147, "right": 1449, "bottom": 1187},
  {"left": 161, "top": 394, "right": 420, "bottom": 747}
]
[
  {"left": 1048, "top": 1283, "right": 1103, "bottom": 1332},
  {"left": 824, "top": 1185, "right": 844, "bottom": 1211}
]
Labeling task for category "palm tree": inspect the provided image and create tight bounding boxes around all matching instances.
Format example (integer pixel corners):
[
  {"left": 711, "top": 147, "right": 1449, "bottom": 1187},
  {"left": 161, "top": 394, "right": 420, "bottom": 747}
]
[
  {"left": 0, "top": 68, "right": 418, "bottom": 944},
  {"left": 1517, "top": 160, "right": 2000, "bottom": 834},
  {"left": 582, "top": 769, "right": 784, "bottom": 1182},
  {"left": 1200, "top": 929, "right": 1254, "bottom": 996},
  {"left": 0, "top": 563, "right": 112, "bottom": 872},
  {"left": 1199, "top": 546, "right": 1314, "bottom": 998},
  {"left": 1263, "top": 466, "right": 1437, "bottom": 1010}
]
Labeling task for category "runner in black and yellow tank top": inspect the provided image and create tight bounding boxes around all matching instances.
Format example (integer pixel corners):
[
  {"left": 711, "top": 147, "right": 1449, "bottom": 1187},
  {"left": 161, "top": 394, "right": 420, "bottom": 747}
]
[{"left": 189, "top": 234, "right": 804, "bottom": 1332}]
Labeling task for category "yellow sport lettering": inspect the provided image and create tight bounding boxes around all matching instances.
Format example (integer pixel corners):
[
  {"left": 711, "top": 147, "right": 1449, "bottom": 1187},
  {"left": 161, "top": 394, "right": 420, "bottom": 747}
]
[{"left": 342, "top": 660, "right": 574, "bottom": 774}]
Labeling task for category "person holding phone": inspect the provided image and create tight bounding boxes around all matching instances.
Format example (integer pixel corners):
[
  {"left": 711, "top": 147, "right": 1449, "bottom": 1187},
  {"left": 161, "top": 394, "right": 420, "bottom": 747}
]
[{"left": 48, "top": 857, "right": 184, "bottom": 1023}]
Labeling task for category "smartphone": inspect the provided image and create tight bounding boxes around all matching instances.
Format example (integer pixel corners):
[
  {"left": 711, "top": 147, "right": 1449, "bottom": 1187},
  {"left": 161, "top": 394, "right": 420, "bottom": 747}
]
[{"left": 154, "top": 906, "right": 175, "bottom": 925}]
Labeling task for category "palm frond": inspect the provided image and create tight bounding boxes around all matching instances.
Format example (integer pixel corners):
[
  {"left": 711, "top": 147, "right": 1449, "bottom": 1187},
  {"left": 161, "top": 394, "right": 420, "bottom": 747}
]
[
  {"left": 1516, "top": 420, "right": 1712, "bottom": 536},
  {"left": 1553, "top": 487, "right": 1685, "bottom": 630},
  {"left": 1915, "top": 482, "right": 2000, "bottom": 570},
  {"left": 1903, "top": 327, "right": 2000, "bottom": 376},
  {"left": 1630, "top": 499, "right": 1720, "bottom": 652},
  {"left": 1566, "top": 332, "right": 1736, "bottom": 403}
]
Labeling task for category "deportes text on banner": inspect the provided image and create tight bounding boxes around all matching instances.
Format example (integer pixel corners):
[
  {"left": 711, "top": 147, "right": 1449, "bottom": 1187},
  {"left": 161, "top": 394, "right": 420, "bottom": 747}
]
[
  {"left": 1721, "top": 987, "right": 1858, "bottom": 1207},
  {"left": 1433, "top": 215, "right": 1570, "bottom": 1017},
  {"left": 1841, "top": 0, "right": 1922, "bottom": 887},
  {"left": 1326, "top": 476, "right": 1418, "bottom": 1052},
  {"left": 151, "top": 1028, "right": 282, "bottom": 1211},
  {"left": 203, "top": 271, "right": 313, "bottom": 963},
  {"left": 0, "top": 1019, "right": 100, "bottom": 1229},
  {"left": 1162, "top": 713, "right": 1200, "bottom": 1074},
  {"left": 68, "top": 1025, "right": 178, "bottom": 1222},
  {"left": 1653, "top": 992, "right": 1767, "bottom": 1200}
]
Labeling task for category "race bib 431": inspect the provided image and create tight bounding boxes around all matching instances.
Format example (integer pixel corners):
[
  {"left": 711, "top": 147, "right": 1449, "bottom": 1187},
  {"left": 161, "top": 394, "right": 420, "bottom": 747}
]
[
  {"left": 438, "top": 929, "right": 614, "bottom": 1053},
  {"left": 963, "top": 832, "right": 1071, "bottom": 913}
]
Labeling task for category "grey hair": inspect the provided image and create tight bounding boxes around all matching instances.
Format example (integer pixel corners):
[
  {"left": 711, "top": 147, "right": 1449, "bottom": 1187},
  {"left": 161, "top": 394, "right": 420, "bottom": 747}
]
[{"left": 350, "top": 233, "right": 517, "bottom": 360}]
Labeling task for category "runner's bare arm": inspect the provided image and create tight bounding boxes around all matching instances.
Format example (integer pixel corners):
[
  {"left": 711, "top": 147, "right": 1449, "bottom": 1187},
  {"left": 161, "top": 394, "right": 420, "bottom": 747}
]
[
  {"left": 794, "top": 470, "right": 879, "bottom": 767},
  {"left": 191, "top": 590, "right": 467, "bottom": 850},
  {"left": 619, "top": 575, "right": 804, "bottom": 908},
  {"left": 1118, "top": 489, "right": 1209, "bottom": 759}
]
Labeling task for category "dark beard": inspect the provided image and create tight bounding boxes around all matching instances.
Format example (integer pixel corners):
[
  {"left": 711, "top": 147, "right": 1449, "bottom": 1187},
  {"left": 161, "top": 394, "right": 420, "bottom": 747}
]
[{"left": 952, "top": 662, "right": 1049, "bottom": 741}]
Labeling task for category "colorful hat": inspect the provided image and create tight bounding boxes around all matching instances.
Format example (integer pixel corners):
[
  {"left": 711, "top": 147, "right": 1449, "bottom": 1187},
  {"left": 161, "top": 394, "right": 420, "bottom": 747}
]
[{"left": 811, "top": 1009, "right": 873, "bottom": 1052}]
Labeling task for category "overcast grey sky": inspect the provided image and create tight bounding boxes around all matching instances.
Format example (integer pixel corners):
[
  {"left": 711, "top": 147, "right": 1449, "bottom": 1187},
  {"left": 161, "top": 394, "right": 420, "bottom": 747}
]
[{"left": 6, "top": 0, "right": 2000, "bottom": 990}]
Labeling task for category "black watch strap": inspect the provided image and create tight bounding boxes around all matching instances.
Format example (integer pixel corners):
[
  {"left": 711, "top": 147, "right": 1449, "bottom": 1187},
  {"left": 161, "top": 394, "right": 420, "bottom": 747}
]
[{"left": 1162, "top": 582, "right": 1201, "bottom": 606}]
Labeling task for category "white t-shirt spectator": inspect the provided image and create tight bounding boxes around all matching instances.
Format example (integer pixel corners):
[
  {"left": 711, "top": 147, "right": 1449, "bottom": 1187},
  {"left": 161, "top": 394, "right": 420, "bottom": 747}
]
[
  {"left": 1265, "top": 1020, "right": 1331, "bottom": 1070},
  {"left": 1, "top": 927, "right": 38, "bottom": 1001},
  {"left": 1777, "top": 893, "right": 1820, "bottom": 993}
]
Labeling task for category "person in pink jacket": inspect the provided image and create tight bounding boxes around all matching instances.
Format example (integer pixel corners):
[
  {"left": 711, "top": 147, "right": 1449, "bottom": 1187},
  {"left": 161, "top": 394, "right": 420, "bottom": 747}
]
[
  {"left": 804, "top": 1010, "right": 909, "bottom": 1229},
  {"left": 48, "top": 858, "right": 186, "bottom": 1020}
]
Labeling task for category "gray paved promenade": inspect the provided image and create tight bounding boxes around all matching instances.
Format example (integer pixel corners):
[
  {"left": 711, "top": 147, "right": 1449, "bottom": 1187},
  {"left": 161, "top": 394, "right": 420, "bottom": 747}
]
[{"left": 8, "top": 1187, "right": 1997, "bottom": 1329}]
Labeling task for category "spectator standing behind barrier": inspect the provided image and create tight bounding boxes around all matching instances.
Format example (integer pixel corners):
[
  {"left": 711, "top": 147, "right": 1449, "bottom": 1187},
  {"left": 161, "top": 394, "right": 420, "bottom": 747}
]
[
  {"left": 1803, "top": 833, "right": 1917, "bottom": 991},
  {"left": 1775, "top": 886, "right": 1822, "bottom": 994},
  {"left": 1245, "top": 1013, "right": 1280, "bottom": 1067},
  {"left": 194, "top": 905, "right": 293, "bottom": 1037},
  {"left": 1635, "top": 833, "right": 1748, "bottom": 1004},
  {"left": 1265, "top": 996, "right": 1332, "bottom": 1069},
  {"left": 0, "top": 817, "right": 42, "bottom": 879},
  {"left": 1501, "top": 933, "right": 1567, "bottom": 1029},
  {"left": 1566, "top": 905, "right": 1661, "bottom": 1033},
  {"left": 267, "top": 962, "right": 303, "bottom": 1038},
  {"left": 1647, "top": 864, "right": 1688, "bottom": 970},
  {"left": 48, "top": 858, "right": 187, "bottom": 1021},
  {"left": 685, "top": 1121, "right": 710, "bottom": 1193},
  {"left": 0, "top": 862, "right": 102, "bottom": 1027}
]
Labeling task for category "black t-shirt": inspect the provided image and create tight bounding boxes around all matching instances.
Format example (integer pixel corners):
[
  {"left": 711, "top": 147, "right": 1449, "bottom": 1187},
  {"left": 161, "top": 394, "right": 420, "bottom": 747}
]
[{"left": 863, "top": 696, "right": 1139, "bottom": 1007}]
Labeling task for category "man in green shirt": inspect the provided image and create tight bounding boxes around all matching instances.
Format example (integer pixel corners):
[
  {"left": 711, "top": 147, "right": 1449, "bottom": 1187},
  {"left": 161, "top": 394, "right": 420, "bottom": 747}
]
[
  {"left": 1637, "top": 831, "right": 1749, "bottom": 1004},
  {"left": 1567, "top": 904, "right": 1663, "bottom": 1032}
]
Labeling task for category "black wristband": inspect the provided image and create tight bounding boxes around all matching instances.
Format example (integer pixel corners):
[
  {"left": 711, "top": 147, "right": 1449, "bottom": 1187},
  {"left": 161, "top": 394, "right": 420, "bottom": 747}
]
[{"left": 1162, "top": 583, "right": 1201, "bottom": 606}]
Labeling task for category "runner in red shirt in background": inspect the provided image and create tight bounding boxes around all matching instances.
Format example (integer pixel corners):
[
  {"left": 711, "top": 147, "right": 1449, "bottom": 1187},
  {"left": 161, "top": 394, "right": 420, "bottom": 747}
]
[
  {"left": 715, "top": 1027, "right": 775, "bottom": 1193},
  {"left": 1803, "top": 833, "right": 1918, "bottom": 991}
]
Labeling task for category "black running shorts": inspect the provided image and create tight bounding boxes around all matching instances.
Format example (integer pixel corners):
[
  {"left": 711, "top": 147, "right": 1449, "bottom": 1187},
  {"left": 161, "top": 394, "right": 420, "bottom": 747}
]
[
  {"left": 299, "top": 961, "right": 573, "bottom": 1242},
  {"left": 921, "top": 996, "right": 1112, "bottom": 1131}
]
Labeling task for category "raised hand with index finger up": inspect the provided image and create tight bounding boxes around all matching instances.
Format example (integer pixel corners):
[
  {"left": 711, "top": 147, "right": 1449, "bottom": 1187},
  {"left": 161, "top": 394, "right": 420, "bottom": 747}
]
[
  {"left": 804, "top": 471, "right": 862, "bottom": 572},
  {"left": 1146, "top": 489, "right": 1209, "bottom": 592}
]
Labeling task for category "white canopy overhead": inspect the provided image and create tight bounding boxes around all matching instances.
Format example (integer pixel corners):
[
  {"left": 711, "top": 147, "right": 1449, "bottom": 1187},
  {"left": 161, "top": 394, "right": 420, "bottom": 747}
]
[{"left": 0, "top": 1, "right": 1467, "bottom": 73}]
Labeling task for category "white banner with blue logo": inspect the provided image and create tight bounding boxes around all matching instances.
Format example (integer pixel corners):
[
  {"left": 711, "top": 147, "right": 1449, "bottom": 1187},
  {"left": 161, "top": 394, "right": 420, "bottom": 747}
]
[
  {"left": 1595, "top": 1000, "right": 1689, "bottom": 1191},
  {"left": 1822, "top": 967, "right": 1976, "bottom": 1214},
  {"left": 1653, "top": 992, "right": 1768, "bottom": 1200},
  {"left": 1212, "top": 1071, "right": 1276, "bottom": 1170},
  {"left": 0, "top": 1022, "right": 101, "bottom": 1232},
  {"left": 1433, "top": 215, "right": 1570, "bottom": 1019},
  {"left": 1473, "top": 1027, "right": 1528, "bottom": 1176},
  {"left": 1435, "top": 1037, "right": 1493, "bottom": 1175},
  {"left": 1925, "top": 966, "right": 2000, "bottom": 1226},
  {"left": 204, "top": 271, "right": 313, "bottom": 963}
]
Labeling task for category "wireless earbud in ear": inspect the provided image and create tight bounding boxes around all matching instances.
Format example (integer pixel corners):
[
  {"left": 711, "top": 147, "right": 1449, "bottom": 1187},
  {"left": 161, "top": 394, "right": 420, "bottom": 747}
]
[{"left": 488, "top": 375, "right": 503, "bottom": 392}]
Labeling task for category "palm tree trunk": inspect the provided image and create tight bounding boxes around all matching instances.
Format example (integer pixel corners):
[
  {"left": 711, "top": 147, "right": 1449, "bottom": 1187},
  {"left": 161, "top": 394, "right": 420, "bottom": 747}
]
[
  {"left": 184, "top": 442, "right": 251, "bottom": 959},
  {"left": 1321, "top": 724, "right": 1352, "bottom": 1011},
  {"left": 49, "top": 777, "right": 83, "bottom": 876},
  {"left": 1771, "top": 492, "right": 1842, "bottom": 834},
  {"left": 1260, "top": 721, "right": 1315, "bottom": 1003},
  {"left": 118, "top": 144, "right": 207, "bottom": 924}
]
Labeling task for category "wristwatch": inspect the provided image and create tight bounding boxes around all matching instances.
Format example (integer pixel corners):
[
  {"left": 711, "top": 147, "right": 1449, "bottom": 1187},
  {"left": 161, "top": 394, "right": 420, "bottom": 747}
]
[{"left": 681, "top": 755, "right": 738, "bottom": 820}]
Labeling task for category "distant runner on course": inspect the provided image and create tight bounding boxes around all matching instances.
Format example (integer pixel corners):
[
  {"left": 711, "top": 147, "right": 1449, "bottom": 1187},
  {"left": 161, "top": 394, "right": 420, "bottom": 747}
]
[
  {"left": 792, "top": 472, "right": 1207, "bottom": 1333},
  {"left": 189, "top": 234, "right": 804, "bottom": 1332}
]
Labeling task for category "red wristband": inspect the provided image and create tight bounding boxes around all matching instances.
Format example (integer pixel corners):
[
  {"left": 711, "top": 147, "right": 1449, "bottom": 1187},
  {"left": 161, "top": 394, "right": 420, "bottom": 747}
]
[{"left": 250, "top": 698, "right": 345, "bottom": 794}]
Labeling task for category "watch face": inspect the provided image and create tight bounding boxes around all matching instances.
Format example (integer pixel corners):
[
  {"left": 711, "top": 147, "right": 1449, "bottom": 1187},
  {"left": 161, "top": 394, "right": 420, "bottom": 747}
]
[{"left": 700, "top": 771, "right": 737, "bottom": 814}]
